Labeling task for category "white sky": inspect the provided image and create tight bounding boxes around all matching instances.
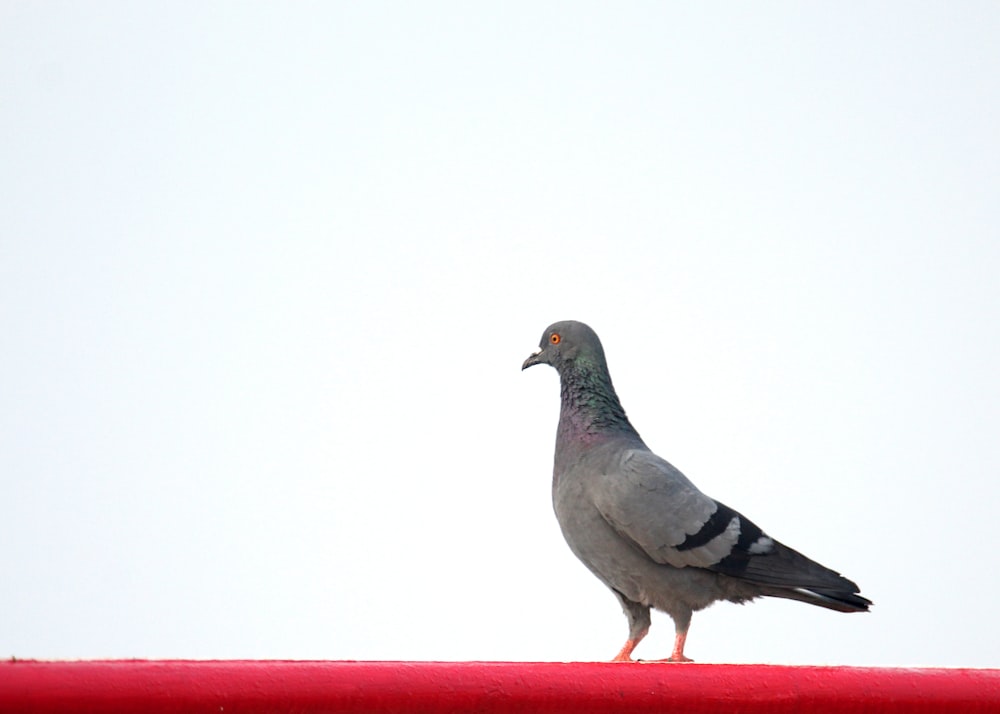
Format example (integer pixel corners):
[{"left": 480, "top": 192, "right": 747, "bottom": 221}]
[{"left": 2, "top": 3, "right": 999, "bottom": 667}]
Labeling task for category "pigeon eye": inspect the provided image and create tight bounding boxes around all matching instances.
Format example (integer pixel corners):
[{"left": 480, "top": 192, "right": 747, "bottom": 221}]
[{"left": 550, "top": 333, "right": 561, "bottom": 345}]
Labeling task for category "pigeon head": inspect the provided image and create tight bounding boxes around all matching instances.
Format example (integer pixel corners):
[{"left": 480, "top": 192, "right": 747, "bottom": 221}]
[
  {"left": 523, "top": 320, "right": 640, "bottom": 445},
  {"left": 522, "top": 320, "right": 608, "bottom": 374}
]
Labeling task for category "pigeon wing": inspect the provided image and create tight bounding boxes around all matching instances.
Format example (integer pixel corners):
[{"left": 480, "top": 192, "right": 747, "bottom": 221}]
[
  {"left": 590, "top": 448, "right": 753, "bottom": 570},
  {"left": 591, "top": 448, "right": 870, "bottom": 610}
]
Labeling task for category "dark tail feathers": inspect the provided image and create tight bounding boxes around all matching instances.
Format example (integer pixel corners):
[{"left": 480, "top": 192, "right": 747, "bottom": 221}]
[{"left": 771, "top": 584, "right": 872, "bottom": 613}]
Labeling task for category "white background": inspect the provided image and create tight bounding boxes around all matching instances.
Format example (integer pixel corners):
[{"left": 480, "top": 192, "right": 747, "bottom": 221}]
[{"left": 2, "top": 3, "right": 998, "bottom": 667}]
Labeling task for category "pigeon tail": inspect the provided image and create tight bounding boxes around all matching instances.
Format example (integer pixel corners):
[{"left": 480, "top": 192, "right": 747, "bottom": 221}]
[
  {"left": 711, "top": 536, "right": 872, "bottom": 613},
  {"left": 771, "top": 585, "right": 872, "bottom": 613}
]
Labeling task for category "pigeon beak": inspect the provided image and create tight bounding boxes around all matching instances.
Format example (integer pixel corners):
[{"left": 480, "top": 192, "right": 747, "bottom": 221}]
[{"left": 522, "top": 349, "right": 544, "bottom": 370}]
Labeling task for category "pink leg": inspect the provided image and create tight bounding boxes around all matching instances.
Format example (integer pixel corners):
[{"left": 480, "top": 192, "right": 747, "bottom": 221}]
[
  {"left": 664, "top": 629, "right": 693, "bottom": 663},
  {"left": 612, "top": 639, "right": 640, "bottom": 662},
  {"left": 610, "top": 597, "right": 651, "bottom": 662},
  {"left": 650, "top": 616, "right": 694, "bottom": 663}
]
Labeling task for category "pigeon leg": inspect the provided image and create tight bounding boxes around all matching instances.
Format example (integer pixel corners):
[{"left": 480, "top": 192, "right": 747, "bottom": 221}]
[
  {"left": 611, "top": 593, "right": 650, "bottom": 662},
  {"left": 666, "top": 629, "right": 693, "bottom": 663},
  {"left": 651, "top": 611, "right": 693, "bottom": 663},
  {"left": 612, "top": 639, "right": 640, "bottom": 662}
]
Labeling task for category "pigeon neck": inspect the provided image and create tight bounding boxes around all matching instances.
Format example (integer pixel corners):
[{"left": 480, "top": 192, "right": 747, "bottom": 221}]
[{"left": 557, "top": 361, "right": 640, "bottom": 443}]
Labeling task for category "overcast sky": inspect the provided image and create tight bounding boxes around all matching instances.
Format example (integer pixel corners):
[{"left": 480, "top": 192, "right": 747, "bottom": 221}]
[{"left": 2, "top": 3, "right": 999, "bottom": 667}]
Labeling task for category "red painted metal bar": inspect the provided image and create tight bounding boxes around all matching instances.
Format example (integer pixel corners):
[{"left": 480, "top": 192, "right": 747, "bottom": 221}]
[{"left": 1, "top": 660, "right": 998, "bottom": 714}]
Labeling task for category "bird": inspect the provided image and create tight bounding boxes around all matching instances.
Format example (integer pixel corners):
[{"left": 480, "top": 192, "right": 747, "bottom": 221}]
[{"left": 522, "top": 320, "right": 871, "bottom": 662}]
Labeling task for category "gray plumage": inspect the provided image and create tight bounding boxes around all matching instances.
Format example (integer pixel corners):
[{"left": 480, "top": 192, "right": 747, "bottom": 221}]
[{"left": 522, "top": 320, "right": 870, "bottom": 662}]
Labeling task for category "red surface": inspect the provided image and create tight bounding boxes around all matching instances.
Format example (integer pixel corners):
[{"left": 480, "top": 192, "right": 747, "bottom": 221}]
[{"left": 1, "top": 660, "right": 999, "bottom": 714}]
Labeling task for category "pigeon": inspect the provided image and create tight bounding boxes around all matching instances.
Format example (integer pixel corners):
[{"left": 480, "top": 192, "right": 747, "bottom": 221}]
[{"left": 522, "top": 320, "right": 870, "bottom": 662}]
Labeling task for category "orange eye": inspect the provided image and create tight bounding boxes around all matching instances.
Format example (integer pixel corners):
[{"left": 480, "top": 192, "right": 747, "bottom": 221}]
[{"left": 550, "top": 333, "right": 561, "bottom": 345}]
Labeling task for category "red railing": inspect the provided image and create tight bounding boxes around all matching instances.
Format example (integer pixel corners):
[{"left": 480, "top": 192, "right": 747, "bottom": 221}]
[{"left": 2, "top": 660, "right": 998, "bottom": 713}]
